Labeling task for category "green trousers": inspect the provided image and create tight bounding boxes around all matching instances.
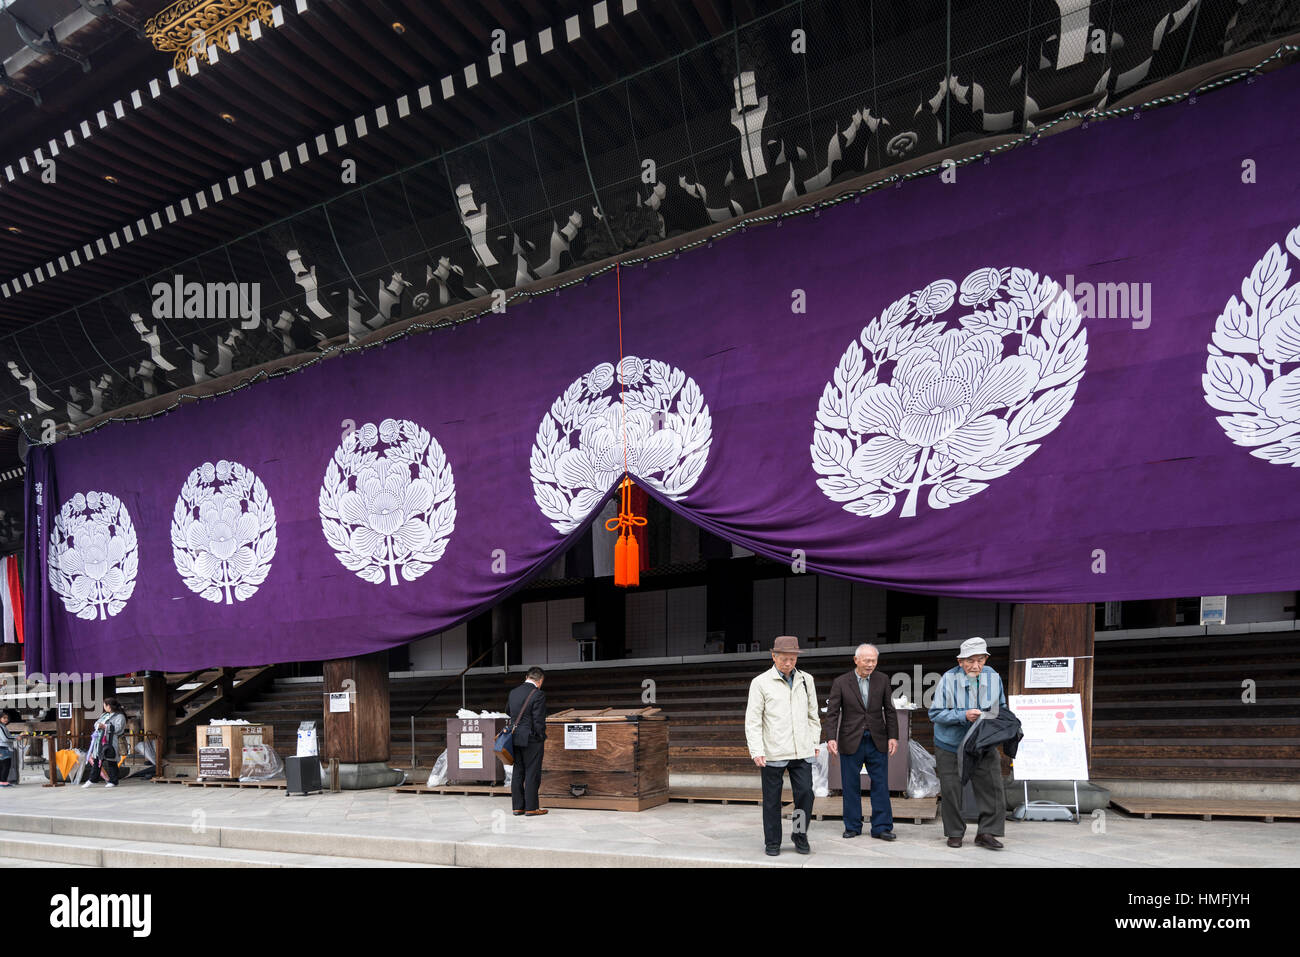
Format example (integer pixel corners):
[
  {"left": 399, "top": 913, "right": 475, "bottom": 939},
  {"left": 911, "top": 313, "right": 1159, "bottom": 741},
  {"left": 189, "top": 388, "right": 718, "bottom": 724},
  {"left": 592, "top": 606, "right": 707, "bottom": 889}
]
[{"left": 936, "top": 745, "right": 1005, "bottom": 838}]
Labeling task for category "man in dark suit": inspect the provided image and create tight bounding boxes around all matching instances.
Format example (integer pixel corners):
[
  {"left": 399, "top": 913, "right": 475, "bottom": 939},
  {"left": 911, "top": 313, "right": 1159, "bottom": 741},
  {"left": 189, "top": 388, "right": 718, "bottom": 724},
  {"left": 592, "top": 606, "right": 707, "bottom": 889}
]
[
  {"left": 506, "top": 667, "right": 548, "bottom": 816},
  {"left": 825, "top": 644, "right": 899, "bottom": 840}
]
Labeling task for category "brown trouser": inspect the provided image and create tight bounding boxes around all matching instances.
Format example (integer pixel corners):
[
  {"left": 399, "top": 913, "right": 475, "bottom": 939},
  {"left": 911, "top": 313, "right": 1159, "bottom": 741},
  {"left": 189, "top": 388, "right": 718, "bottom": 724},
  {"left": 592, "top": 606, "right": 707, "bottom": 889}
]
[{"left": 936, "top": 745, "right": 1005, "bottom": 838}]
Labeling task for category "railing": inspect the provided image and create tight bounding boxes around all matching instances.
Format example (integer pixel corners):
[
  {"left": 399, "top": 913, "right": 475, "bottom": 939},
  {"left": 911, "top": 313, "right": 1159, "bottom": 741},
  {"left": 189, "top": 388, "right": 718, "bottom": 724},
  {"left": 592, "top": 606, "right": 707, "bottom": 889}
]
[
  {"left": 13, "top": 724, "right": 164, "bottom": 786},
  {"left": 172, "top": 669, "right": 229, "bottom": 709},
  {"left": 404, "top": 642, "right": 502, "bottom": 768},
  {"left": 164, "top": 666, "right": 274, "bottom": 757}
]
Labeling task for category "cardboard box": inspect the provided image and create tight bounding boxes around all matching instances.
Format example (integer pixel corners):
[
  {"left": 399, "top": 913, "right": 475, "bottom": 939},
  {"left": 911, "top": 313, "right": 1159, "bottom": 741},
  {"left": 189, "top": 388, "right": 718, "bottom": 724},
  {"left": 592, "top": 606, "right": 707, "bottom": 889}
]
[{"left": 196, "top": 723, "right": 274, "bottom": 780}]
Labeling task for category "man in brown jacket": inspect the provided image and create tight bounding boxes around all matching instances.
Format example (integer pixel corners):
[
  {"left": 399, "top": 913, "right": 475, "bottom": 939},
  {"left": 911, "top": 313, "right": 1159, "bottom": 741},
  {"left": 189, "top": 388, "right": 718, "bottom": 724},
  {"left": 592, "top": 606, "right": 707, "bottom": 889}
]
[{"left": 825, "top": 644, "right": 898, "bottom": 840}]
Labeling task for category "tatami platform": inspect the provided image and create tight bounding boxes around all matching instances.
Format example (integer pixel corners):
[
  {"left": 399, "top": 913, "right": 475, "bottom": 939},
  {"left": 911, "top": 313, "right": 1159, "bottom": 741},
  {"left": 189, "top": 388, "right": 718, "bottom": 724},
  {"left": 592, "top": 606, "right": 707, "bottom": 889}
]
[
  {"left": 1109, "top": 797, "right": 1300, "bottom": 823},
  {"left": 0, "top": 775, "right": 1296, "bottom": 868}
]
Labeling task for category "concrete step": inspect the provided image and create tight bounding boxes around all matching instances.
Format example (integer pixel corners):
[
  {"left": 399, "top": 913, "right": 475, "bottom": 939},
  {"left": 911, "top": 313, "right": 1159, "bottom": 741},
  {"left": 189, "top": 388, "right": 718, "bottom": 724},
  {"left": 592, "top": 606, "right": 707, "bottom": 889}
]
[
  {"left": 0, "top": 857, "right": 91, "bottom": 868},
  {"left": 0, "top": 810, "right": 456, "bottom": 866},
  {"left": 0, "top": 826, "right": 448, "bottom": 868}
]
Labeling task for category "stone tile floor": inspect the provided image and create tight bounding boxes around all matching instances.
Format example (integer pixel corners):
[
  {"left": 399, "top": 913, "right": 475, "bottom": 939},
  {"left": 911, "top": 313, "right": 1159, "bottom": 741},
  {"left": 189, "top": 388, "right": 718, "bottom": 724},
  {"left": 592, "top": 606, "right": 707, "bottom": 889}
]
[{"left": 1, "top": 775, "right": 1297, "bottom": 867}]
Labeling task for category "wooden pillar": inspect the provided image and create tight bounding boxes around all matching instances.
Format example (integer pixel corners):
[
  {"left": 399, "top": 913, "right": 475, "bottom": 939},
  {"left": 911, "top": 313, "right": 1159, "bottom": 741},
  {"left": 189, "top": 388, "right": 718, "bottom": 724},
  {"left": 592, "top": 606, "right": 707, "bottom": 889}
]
[
  {"left": 142, "top": 672, "right": 168, "bottom": 778},
  {"left": 67, "top": 683, "right": 91, "bottom": 753},
  {"left": 63, "top": 674, "right": 113, "bottom": 750},
  {"left": 1152, "top": 598, "right": 1178, "bottom": 628},
  {"left": 1009, "top": 603, "right": 1095, "bottom": 759},
  {"left": 467, "top": 613, "right": 493, "bottom": 668},
  {"left": 491, "top": 602, "right": 520, "bottom": 669},
  {"left": 584, "top": 576, "right": 623, "bottom": 661},
  {"left": 708, "top": 557, "right": 753, "bottom": 652},
  {"left": 322, "top": 651, "right": 390, "bottom": 764},
  {"left": 47, "top": 733, "right": 59, "bottom": 787}
]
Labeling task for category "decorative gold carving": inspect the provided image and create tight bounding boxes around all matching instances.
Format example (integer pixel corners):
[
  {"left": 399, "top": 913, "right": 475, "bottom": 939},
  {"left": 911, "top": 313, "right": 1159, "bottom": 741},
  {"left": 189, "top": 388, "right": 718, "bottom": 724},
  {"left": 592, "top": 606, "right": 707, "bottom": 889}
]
[{"left": 145, "top": 0, "right": 275, "bottom": 75}]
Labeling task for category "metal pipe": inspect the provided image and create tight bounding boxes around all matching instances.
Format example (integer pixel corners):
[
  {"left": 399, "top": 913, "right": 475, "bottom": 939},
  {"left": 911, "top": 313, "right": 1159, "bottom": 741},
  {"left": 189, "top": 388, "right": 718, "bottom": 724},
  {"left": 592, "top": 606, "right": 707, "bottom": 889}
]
[
  {"left": 1178, "top": 0, "right": 1205, "bottom": 73},
  {"left": 571, "top": 94, "right": 620, "bottom": 252},
  {"left": 945, "top": 0, "right": 952, "bottom": 145}
]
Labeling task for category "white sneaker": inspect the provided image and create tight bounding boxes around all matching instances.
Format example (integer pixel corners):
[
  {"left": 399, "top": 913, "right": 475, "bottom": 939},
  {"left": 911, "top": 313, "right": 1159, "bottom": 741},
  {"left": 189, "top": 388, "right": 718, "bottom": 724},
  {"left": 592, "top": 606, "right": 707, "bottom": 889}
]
[
  {"left": 81, "top": 781, "right": 93, "bottom": 788},
  {"left": 104, "top": 783, "right": 116, "bottom": 788}
]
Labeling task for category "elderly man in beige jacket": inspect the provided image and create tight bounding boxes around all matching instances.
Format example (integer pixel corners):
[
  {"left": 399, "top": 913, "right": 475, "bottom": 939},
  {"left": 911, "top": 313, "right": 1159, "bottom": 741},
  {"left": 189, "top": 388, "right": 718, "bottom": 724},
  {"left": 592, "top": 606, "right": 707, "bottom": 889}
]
[{"left": 745, "top": 635, "right": 821, "bottom": 856}]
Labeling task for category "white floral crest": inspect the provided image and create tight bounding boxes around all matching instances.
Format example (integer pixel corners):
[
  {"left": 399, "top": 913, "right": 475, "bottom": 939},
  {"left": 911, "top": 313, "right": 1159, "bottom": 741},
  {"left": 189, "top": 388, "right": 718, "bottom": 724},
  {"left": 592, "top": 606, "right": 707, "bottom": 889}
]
[
  {"left": 48, "top": 491, "right": 138, "bottom": 620},
  {"left": 812, "top": 267, "right": 1088, "bottom": 518},
  {"left": 1203, "top": 224, "right": 1300, "bottom": 465},
  {"left": 530, "top": 357, "right": 712, "bottom": 533},
  {"left": 319, "top": 418, "right": 457, "bottom": 585},
  {"left": 171, "top": 460, "right": 277, "bottom": 604}
]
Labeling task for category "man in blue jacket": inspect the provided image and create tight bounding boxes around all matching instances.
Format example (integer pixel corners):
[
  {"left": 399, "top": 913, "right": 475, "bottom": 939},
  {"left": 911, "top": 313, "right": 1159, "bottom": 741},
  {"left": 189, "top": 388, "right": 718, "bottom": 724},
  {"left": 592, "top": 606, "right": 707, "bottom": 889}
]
[{"left": 928, "top": 638, "right": 1007, "bottom": 850}]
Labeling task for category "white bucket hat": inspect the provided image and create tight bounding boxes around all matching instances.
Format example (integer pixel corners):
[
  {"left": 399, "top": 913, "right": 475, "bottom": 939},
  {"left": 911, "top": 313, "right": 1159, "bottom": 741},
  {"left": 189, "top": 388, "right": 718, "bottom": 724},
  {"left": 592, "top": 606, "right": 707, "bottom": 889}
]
[{"left": 957, "top": 637, "right": 989, "bottom": 659}]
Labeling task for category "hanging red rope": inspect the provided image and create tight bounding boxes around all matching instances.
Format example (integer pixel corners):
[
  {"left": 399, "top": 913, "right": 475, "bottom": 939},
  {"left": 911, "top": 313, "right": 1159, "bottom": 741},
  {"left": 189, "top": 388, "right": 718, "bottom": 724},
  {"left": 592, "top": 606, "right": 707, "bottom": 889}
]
[
  {"left": 607, "top": 477, "right": 647, "bottom": 587},
  {"left": 605, "top": 261, "right": 647, "bottom": 587}
]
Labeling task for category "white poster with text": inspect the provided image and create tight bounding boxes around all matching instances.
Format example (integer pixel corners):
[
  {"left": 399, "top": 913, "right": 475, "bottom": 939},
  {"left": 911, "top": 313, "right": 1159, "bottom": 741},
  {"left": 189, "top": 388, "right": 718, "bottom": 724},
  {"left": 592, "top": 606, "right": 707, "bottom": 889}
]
[{"left": 1009, "top": 693, "right": 1089, "bottom": 781}]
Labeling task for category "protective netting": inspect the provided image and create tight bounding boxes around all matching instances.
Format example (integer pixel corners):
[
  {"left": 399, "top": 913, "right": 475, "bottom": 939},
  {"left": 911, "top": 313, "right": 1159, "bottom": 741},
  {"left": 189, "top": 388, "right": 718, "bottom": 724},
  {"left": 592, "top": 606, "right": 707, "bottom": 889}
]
[{"left": 3, "top": 0, "right": 1297, "bottom": 427}]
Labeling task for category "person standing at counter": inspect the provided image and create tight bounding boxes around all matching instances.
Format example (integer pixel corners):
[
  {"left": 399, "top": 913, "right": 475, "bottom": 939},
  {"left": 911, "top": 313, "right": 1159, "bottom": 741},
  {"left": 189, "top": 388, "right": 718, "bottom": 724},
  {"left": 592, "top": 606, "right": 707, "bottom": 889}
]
[
  {"left": 826, "top": 644, "right": 898, "bottom": 841},
  {"left": 929, "top": 638, "right": 1007, "bottom": 850},
  {"left": 0, "top": 709, "right": 21, "bottom": 786},
  {"left": 506, "top": 667, "right": 548, "bottom": 817},
  {"left": 80, "top": 697, "right": 128, "bottom": 789},
  {"left": 745, "top": 635, "right": 821, "bottom": 857}
]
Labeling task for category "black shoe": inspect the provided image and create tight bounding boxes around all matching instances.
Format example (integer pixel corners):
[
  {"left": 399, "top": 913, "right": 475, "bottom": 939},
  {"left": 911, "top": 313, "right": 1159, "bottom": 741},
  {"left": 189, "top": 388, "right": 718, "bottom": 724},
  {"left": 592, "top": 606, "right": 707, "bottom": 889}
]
[
  {"left": 512, "top": 810, "right": 525, "bottom": 816},
  {"left": 792, "top": 838, "right": 811, "bottom": 855},
  {"left": 974, "top": 833, "right": 1004, "bottom": 850},
  {"left": 765, "top": 845, "right": 780, "bottom": 857},
  {"left": 947, "top": 836, "right": 963, "bottom": 848},
  {"left": 871, "top": 831, "right": 897, "bottom": 841},
  {"left": 842, "top": 829, "right": 861, "bottom": 839}
]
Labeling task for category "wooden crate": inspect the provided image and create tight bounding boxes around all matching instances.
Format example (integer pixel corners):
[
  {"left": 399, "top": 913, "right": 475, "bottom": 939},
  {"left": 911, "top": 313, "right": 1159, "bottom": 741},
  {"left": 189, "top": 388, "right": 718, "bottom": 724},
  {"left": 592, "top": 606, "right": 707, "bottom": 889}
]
[
  {"left": 184, "top": 779, "right": 286, "bottom": 790},
  {"left": 447, "top": 717, "right": 506, "bottom": 785},
  {"left": 196, "top": 723, "right": 274, "bottom": 781},
  {"left": 541, "top": 707, "right": 669, "bottom": 811},
  {"left": 1110, "top": 797, "right": 1300, "bottom": 822},
  {"left": 395, "top": 784, "right": 511, "bottom": 796}
]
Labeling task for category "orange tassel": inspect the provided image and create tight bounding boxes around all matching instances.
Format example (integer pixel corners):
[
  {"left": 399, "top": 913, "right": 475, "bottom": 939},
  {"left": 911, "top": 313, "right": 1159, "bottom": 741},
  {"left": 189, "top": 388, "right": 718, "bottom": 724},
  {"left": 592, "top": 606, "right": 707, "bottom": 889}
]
[
  {"left": 606, "top": 477, "right": 647, "bottom": 588},
  {"left": 614, "top": 533, "right": 628, "bottom": 587},
  {"left": 625, "top": 532, "right": 640, "bottom": 587}
]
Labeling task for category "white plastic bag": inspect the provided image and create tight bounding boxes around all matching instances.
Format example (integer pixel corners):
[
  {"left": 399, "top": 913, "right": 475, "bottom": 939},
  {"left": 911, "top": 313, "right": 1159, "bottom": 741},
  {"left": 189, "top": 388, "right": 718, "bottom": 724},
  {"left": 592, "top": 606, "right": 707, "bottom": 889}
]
[
  {"left": 65, "top": 747, "right": 88, "bottom": 784},
  {"left": 426, "top": 750, "right": 448, "bottom": 788},
  {"left": 126, "top": 738, "right": 158, "bottom": 779},
  {"left": 906, "top": 740, "right": 940, "bottom": 798},
  {"left": 503, "top": 763, "right": 513, "bottom": 788},
  {"left": 239, "top": 745, "right": 284, "bottom": 781},
  {"left": 811, "top": 743, "right": 829, "bottom": 797}
]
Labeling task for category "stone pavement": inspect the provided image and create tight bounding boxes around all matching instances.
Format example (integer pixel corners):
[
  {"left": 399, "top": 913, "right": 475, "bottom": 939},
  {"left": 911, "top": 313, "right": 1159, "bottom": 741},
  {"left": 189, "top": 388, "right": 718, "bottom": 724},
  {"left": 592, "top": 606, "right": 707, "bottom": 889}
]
[{"left": 1, "top": 775, "right": 1297, "bottom": 867}]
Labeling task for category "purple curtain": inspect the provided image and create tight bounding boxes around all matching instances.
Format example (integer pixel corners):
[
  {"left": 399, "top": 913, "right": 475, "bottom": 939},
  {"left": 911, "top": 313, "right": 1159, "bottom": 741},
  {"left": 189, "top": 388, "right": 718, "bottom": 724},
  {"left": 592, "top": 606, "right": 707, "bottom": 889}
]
[{"left": 25, "top": 64, "right": 1300, "bottom": 675}]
